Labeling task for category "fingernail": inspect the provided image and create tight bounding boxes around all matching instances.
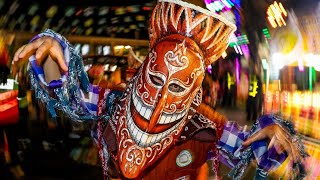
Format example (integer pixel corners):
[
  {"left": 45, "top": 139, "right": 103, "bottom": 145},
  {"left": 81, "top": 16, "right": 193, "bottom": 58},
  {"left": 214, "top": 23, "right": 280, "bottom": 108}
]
[{"left": 63, "top": 66, "right": 68, "bottom": 72}]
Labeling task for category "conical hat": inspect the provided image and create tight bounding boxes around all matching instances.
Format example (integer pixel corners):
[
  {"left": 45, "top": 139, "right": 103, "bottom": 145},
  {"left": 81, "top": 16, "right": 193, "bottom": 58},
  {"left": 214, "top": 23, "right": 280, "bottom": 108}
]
[{"left": 149, "top": 0, "right": 236, "bottom": 66}]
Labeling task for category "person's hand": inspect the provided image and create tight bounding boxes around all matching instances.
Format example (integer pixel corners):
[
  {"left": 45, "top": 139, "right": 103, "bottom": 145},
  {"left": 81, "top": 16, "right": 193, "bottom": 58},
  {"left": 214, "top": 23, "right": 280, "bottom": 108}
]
[
  {"left": 242, "top": 124, "right": 300, "bottom": 163},
  {"left": 12, "top": 36, "right": 68, "bottom": 77}
]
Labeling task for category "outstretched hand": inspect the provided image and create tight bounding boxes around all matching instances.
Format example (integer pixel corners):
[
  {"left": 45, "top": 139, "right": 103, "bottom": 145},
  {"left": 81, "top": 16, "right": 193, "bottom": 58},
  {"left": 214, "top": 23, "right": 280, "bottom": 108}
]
[
  {"left": 12, "top": 36, "right": 67, "bottom": 77},
  {"left": 242, "top": 124, "right": 300, "bottom": 163}
]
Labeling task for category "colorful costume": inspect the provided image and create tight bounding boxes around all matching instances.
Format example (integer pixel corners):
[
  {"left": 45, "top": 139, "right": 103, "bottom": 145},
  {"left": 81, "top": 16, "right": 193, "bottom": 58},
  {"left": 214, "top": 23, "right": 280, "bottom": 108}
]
[{"left": 27, "top": 0, "right": 307, "bottom": 179}]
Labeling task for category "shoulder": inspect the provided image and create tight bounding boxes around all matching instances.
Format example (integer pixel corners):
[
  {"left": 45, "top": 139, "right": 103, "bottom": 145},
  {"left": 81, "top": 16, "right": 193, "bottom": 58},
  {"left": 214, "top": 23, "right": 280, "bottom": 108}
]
[
  {"left": 178, "top": 104, "right": 227, "bottom": 143},
  {"left": 106, "top": 89, "right": 124, "bottom": 105}
]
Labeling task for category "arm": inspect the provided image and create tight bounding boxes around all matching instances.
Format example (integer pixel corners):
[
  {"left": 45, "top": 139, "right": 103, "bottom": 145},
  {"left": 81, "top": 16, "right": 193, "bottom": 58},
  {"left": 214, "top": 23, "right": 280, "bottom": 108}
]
[
  {"left": 218, "top": 115, "right": 308, "bottom": 179},
  {"left": 13, "top": 29, "right": 100, "bottom": 121}
]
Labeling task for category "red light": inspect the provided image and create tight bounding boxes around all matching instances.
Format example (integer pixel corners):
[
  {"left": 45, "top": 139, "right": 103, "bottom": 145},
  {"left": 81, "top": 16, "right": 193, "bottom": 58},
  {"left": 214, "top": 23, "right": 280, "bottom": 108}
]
[
  {"left": 142, "top": 6, "right": 152, "bottom": 11},
  {"left": 75, "top": 9, "right": 83, "bottom": 16}
]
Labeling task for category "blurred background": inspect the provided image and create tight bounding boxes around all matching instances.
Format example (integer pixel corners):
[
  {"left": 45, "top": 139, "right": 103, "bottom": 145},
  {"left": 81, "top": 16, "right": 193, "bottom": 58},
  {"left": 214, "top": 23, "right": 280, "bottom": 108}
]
[{"left": 0, "top": 0, "right": 319, "bottom": 179}]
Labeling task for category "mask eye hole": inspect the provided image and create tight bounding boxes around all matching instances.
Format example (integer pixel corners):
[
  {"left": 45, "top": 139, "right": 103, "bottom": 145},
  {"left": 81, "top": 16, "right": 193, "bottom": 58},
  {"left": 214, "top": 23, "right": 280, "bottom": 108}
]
[
  {"left": 150, "top": 74, "right": 164, "bottom": 87},
  {"left": 168, "top": 83, "right": 185, "bottom": 93}
]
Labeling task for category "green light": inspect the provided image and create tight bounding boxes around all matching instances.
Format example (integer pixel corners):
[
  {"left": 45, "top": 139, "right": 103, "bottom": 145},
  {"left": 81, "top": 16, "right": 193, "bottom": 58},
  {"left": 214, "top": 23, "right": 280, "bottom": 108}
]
[
  {"left": 262, "top": 59, "right": 269, "bottom": 70},
  {"left": 229, "top": 34, "right": 250, "bottom": 47},
  {"left": 309, "top": 66, "right": 313, "bottom": 91},
  {"left": 229, "top": 42, "right": 236, "bottom": 47},
  {"left": 262, "top": 28, "right": 271, "bottom": 39},
  {"left": 226, "top": 0, "right": 234, "bottom": 6}
]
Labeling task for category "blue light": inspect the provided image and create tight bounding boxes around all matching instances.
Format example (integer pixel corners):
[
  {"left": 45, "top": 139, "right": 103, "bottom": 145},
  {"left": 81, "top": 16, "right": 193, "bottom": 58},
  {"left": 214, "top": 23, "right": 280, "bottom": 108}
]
[
  {"left": 204, "top": 0, "right": 236, "bottom": 12},
  {"left": 222, "top": 0, "right": 232, "bottom": 8}
]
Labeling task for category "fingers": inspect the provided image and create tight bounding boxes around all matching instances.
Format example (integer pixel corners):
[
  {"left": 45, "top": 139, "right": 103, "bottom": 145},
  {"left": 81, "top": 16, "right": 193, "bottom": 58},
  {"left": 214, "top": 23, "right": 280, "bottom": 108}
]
[
  {"left": 269, "top": 137, "right": 285, "bottom": 154},
  {"left": 242, "top": 129, "right": 267, "bottom": 147},
  {"left": 274, "top": 143, "right": 285, "bottom": 154},
  {"left": 12, "top": 61, "right": 19, "bottom": 78},
  {"left": 277, "top": 128, "right": 301, "bottom": 163},
  {"left": 18, "top": 39, "right": 43, "bottom": 60},
  {"left": 243, "top": 125, "right": 301, "bottom": 163},
  {"left": 35, "top": 39, "right": 52, "bottom": 65},
  {"left": 284, "top": 165, "right": 292, "bottom": 180},
  {"left": 289, "top": 139, "right": 300, "bottom": 163},
  {"left": 13, "top": 45, "right": 26, "bottom": 62},
  {"left": 13, "top": 37, "right": 68, "bottom": 75},
  {"left": 35, "top": 37, "right": 67, "bottom": 72},
  {"left": 12, "top": 45, "right": 27, "bottom": 77},
  {"left": 13, "top": 38, "right": 44, "bottom": 73},
  {"left": 268, "top": 128, "right": 301, "bottom": 165},
  {"left": 267, "top": 136, "right": 276, "bottom": 150},
  {"left": 274, "top": 130, "right": 299, "bottom": 163},
  {"left": 49, "top": 41, "right": 68, "bottom": 72},
  {"left": 268, "top": 136, "right": 286, "bottom": 154},
  {"left": 275, "top": 131, "right": 292, "bottom": 155}
]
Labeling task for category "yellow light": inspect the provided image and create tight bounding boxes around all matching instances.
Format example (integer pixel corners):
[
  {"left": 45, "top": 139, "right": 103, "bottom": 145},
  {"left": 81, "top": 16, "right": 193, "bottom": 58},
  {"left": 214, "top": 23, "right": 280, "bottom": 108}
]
[
  {"left": 267, "top": 16, "right": 277, "bottom": 28},
  {"left": 266, "top": 1, "right": 287, "bottom": 28},
  {"left": 114, "top": 45, "right": 124, "bottom": 50},
  {"left": 279, "top": 3, "right": 287, "bottom": 16},
  {"left": 222, "top": 51, "right": 227, "bottom": 59}
]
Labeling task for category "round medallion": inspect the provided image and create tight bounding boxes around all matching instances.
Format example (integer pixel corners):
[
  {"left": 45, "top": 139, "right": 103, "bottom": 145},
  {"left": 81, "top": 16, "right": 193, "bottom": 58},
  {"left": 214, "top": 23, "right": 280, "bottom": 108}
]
[{"left": 176, "top": 150, "right": 193, "bottom": 167}]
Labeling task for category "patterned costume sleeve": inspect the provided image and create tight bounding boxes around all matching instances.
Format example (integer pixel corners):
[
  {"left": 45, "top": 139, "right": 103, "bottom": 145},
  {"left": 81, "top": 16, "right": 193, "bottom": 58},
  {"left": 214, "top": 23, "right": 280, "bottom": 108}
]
[
  {"left": 218, "top": 114, "right": 308, "bottom": 179},
  {"left": 28, "top": 29, "right": 122, "bottom": 177},
  {"left": 28, "top": 29, "right": 100, "bottom": 121}
]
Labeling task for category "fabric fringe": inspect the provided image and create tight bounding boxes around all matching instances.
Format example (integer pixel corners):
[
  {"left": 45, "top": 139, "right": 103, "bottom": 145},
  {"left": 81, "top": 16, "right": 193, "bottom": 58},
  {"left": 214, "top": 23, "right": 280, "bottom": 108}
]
[{"left": 28, "top": 29, "right": 98, "bottom": 122}]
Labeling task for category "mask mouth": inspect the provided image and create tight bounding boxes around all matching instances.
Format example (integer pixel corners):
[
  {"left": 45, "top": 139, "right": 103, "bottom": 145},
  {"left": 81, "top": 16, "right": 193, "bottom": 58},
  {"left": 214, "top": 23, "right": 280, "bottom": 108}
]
[
  {"left": 132, "top": 83, "right": 188, "bottom": 124},
  {"left": 126, "top": 83, "right": 186, "bottom": 148}
]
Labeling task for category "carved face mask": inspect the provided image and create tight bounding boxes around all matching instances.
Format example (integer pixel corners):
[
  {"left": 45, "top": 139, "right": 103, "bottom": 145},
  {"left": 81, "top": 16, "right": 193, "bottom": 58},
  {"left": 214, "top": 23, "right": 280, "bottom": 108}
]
[
  {"left": 113, "top": 0, "right": 236, "bottom": 178},
  {"left": 114, "top": 37, "right": 205, "bottom": 179},
  {"left": 129, "top": 35, "right": 205, "bottom": 147}
]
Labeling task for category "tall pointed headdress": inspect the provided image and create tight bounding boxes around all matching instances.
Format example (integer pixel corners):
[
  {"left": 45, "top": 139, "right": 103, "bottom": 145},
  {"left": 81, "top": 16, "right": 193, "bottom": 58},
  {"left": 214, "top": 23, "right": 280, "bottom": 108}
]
[{"left": 149, "top": 0, "right": 236, "bottom": 66}]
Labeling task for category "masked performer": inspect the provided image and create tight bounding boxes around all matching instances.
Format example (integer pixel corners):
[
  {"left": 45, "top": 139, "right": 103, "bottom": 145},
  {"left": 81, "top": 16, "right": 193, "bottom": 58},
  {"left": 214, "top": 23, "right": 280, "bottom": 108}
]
[{"left": 13, "top": 0, "right": 307, "bottom": 179}]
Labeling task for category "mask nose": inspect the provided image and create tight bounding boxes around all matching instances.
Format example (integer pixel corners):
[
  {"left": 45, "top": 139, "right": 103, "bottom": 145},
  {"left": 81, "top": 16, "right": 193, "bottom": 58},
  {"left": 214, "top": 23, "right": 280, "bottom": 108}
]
[{"left": 147, "top": 85, "right": 168, "bottom": 132}]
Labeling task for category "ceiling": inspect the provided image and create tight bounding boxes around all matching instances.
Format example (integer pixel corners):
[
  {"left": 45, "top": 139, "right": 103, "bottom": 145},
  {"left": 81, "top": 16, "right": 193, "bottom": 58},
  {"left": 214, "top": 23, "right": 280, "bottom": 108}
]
[
  {"left": 0, "top": 0, "right": 312, "bottom": 41},
  {"left": 0, "top": 0, "right": 156, "bottom": 39}
]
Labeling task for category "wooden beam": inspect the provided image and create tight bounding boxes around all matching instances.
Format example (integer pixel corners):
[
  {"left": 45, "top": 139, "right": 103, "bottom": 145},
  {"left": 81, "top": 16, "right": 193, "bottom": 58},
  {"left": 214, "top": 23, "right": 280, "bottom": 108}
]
[
  {"left": 65, "top": 35, "right": 149, "bottom": 47},
  {"left": 11, "top": 31, "right": 149, "bottom": 47}
]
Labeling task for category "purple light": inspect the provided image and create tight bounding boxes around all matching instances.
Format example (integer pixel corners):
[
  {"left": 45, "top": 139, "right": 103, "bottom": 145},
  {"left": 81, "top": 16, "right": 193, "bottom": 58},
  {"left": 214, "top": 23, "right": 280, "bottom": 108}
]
[
  {"left": 207, "top": 64, "right": 212, "bottom": 74},
  {"left": 298, "top": 59, "right": 304, "bottom": 71},
  {"left": 221, "top": 6, "right": 232, "bottom": 12},
  {"left": 236, "top": 57, "right": 240, "bottom": 84},
  {"left": 241, "top": 44, "right": 250, "bottom": 59},
  {"left": 204, "top": 0, "right": 212, "bottom": 5}
]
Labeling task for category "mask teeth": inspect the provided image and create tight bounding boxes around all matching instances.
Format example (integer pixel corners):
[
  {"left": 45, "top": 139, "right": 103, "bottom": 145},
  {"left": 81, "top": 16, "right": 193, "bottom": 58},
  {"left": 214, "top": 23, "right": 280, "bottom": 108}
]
[
  {"left": 127, "top": 97, "right": 183, "bottom": 147},
  {"left": 133, "top": 85, "right": 187, "bottom": 125}
]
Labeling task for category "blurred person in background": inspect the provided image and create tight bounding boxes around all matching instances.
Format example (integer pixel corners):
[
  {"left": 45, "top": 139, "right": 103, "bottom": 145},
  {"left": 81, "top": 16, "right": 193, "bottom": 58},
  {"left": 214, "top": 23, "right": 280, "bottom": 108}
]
[
  {"left": 202, "top": 71, "right": 220, "bottom": 110},
  {"left": 222, "top": 70, "right": 236, "bottom": 107},
  {"left": 246, "top": 65, "right": 263, "bottom": 122}
]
